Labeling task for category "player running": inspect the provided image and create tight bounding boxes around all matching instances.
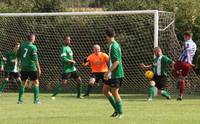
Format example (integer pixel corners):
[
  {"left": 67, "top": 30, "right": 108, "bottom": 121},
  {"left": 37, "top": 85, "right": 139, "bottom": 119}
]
[
  {"left": 0, "top": 42, "right": 21, "bottom": 94},
  {"left": 82, "top": 44, "right": 109, "bottom": 97},
  {"left": 173, "top": 31, "right": 196, "bottom": 101},
  {"left": 17, "top": 34, "right": 41, "bottom": 104},
  {"left": 103, "top": 28, "right": 124, "bottom": 118},
  {"left": 51, "top": 36, "right": 83, "bottom": 99},
  {"left": 140, "top": 47, "right": 174, "bottom": 101}
]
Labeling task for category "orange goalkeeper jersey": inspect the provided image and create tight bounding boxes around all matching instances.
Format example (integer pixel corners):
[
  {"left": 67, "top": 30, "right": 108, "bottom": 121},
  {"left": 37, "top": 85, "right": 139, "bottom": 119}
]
[{"left": 87, "top": 52, "right": 109, "bottom": 73}]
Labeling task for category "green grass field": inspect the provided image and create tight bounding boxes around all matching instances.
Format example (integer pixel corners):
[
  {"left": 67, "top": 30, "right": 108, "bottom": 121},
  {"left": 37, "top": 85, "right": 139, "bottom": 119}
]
[{"left": 0, "top": 93, "right": 200, "bottom": 124}]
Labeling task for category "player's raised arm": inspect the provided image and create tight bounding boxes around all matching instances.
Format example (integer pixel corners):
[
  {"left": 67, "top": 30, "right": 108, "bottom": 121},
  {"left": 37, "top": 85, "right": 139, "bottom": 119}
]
[{"left": 139, "top": 63, "right": 152, "bottom": 69}]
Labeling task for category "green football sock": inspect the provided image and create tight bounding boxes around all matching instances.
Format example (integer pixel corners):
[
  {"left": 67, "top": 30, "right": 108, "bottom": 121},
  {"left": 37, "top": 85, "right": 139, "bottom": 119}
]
[
  {"left": 116, "top": 99, "right": 123, "bottom": 114},
  {"left": 0, "top": 80, "right": 9, "bottom": 92},
  {"left": 18, "top": 85, "right": 25, "bottom": 102},
  {"left": 161, "top": 90, "right": 170, "bottom": 98},
  {"left": 85, "top": 84, "right": 93, "bottom": 95},
  {"left": 52, "top": 83, "right": 63, "bottom": 97},
  {"left": 33, "top": 85, "right": 40, "bottom": 102},
  {"left": 147, "top": 86, "right": 154, "bottom": 99},
  {"left": 107, "top": 96, "right": 116, "bottom": 111},
  {"left": 77, "top": 81, "right": 83, "bottom": 98}
]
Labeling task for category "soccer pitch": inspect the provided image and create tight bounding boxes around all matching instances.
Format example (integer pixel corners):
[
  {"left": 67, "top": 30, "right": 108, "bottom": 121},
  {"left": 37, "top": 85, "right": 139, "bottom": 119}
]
[{"left": 0, "top": 93, "right": 200, "bottom": 124}]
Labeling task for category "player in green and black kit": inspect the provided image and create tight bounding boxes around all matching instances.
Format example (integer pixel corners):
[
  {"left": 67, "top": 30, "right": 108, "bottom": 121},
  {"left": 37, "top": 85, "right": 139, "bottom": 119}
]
[
  {"left": 51, "top": 36, "right": 83, "bottom": 99},
  {"left": 0, "top": 42, "right": 21, "bottom": 94},
  {"left": 103, "top": 28, "right": 124, "bottom": 118},
  {"left": 140, "top": 47, "right": 174, "bottom": 101},
  {"left": 17, "top": 34, "right": 41, "bottom": 104}
]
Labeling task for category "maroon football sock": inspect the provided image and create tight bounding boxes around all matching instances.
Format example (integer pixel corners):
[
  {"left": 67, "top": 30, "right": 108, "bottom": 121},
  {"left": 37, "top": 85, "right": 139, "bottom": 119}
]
[{"left": 180, "top": 80, "right": 185, "bottom": 96}]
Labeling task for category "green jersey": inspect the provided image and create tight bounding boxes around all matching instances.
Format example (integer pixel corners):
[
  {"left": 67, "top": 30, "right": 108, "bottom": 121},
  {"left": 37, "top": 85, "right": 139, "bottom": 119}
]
[
  {"left": 17, "top": 41, "right": 38, "bottom": 71},
  {"left": 109, "top": 40, "right": 124, "bottom": 79},
  {"left": 61, "top": 45, "right": 76, "bottom": 73},
  {"left": 152, "top": 55, "right": 173, "bottom": 76},
  {"left": 4, "top": 50, "right": 19, "bottom": 72}
]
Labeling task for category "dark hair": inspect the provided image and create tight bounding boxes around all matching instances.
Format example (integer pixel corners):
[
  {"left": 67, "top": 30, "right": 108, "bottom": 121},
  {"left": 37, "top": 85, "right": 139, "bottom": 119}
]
[
  {"left": 106, "top": 28, "right": 115, "bottom": 38},
  {"left": 14, "top": 42, "right": 20, "bottom": 46},
  {"left": 184, "top": 31, "right": 192, "bottom": 37},
  {"left": 27, "top": 34, "right": 35, "bottom": 40}
]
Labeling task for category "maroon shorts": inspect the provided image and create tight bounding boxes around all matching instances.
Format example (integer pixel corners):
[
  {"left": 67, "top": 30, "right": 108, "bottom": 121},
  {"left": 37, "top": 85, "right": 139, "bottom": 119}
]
[{"left": 173, "top": 61, "right": 192, "bottom": 78}]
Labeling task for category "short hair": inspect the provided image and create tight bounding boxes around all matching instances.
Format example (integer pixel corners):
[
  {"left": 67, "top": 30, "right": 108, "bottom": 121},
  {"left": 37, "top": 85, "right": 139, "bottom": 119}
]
[
  {"left": 27, "top": 34, "right": 35, "bottom": 40},
  {"left": 184, "top": 31, "right": 192, "bottom": 37},
  {"left": 106, "top": 28, "right": 115, "bottom": 38},
  {"left": 154, "top": 46, "right": 162, "bottom": 52},
  {"left": 14, "top": 42, "right": 20, "bottom": 46},
  {"left": 93, "top": 44, "right": 100, "bottom": 49},
  {"left": 64, "top": 36, "right": 70, "bottom": 40},
  {"left": 10, "top": 41, "right": 20, "bottom": 48}
]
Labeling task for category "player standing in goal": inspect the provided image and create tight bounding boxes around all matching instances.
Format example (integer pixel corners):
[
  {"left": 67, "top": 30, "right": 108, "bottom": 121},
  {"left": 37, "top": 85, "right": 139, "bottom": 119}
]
[
  {"left": 17, "top": 34, "right": 41, "bottom": 104},
  {"left": 82, "top": 44, "right": 109, "bottom": 97},
  {"left": 0, "top": 42, "right": 21, "bottom": 94},
  {"left": 51, "top": 36, "right": 83, "bottom": 99},
  {"left": 140, "top": 47, "right": 174, "bottom": 101},
  {"left": 103, "top": 28, "right": 124, "bottom": 118},
  {"left": 173, "top": 31, "right": 196, "bottom": 101}
]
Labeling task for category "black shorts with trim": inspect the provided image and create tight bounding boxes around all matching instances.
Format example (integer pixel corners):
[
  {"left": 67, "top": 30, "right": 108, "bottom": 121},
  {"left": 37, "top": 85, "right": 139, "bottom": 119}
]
[
  {"left": 62, "top": 71, "right": 80, "bottom": 80},
  {"left": 90, "top": 72, "right": 105, "bottom": 83},
  {"left": 153, "top": 75, "right": 167, "bottom": 90},
  {"left": 21, "top": 71, "right": 38, "bottom": 81},
  {"left": 104, "top": 78, "right": 123, "bottom": 88},
  {"left": 4, "top": 71, "right": 20, "bottom": 80}
]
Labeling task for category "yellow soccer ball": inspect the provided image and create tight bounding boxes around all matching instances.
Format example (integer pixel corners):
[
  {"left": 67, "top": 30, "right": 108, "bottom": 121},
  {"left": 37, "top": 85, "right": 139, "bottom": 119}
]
[{"left": 145, "top": 70, "right": 154, "bottom": 80}]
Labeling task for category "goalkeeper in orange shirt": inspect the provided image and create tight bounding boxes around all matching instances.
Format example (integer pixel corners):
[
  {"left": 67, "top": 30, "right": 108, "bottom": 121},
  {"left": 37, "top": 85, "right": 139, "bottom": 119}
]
[{"left": 83, "top": 44, "right": 109, "bottom": 97}]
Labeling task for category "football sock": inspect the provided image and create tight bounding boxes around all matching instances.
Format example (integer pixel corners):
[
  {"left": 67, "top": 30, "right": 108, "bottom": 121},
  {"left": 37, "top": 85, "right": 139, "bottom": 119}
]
[
  {"left": 85, "top": 84, "right": 93, "bottom": 95},
  {"left": 116, "top": 99, "right": 123, "bottom": 114},
  {"left": 180, "top": 80, "right": 185, "bottom": 96},
  {"left": 52, "top": 83, "right": 63, "bottom": 97},
  {"left": 107, "top": 96, "right": 116, "bottom": 111},
  {"left": 147, "top": 86, "right": 154, "bottom": 99},
  {"left": 0, "top": 80, "right": 9, "bottom": 92},
  {"left": 161, "top": 90, "right": 170, "bottom": 98},
  {"left": 77, "top": 81, "right": 83, "bottom": 98},
  {"left": 18, "top": 84, "right": 25, "bottom": 102},
  {"left": 33, "top": 85, "right": 40, "bottom": 102}
]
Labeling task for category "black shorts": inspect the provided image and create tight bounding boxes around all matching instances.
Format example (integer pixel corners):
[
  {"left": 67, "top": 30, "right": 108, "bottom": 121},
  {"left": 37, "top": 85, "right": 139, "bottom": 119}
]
[
  {"left": 153, "top": 75, "right": 167, "bottom": 90},
  {"left": 104, "top": 78, "right": 123, "bottom": 88},
  {"left": 4, "top": 71, "right": 20, "bottom": 80},
  {"left": 62, "top": 71, "right": 80, "bottom": 80},
  {"left": 21, "top": 71, "right": 38, "bottom": 81},
  {"left": 90, "top": 72, "right": 105, "bottom": 83}
]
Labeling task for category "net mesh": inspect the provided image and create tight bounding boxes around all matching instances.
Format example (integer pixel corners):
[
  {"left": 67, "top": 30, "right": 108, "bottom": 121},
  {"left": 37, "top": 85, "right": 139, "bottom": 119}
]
[{"left": 0, "top": 11, "right": 199, "bottom": 94}]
